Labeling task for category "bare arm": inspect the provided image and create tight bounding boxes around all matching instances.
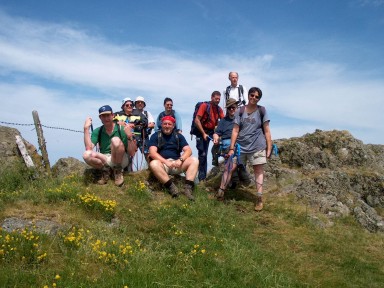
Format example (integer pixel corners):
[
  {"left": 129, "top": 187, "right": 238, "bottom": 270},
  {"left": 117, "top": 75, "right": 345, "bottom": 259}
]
[
  {"left": 84, "top": 117, "right": 94, "bottom": 151},
  {"left": 227, "top": 124, "right": 239, "bottom": 156},
  {"left": 194, "top": 115, "right": 208, "bottom": 140},
  {"left": 263, "top": 121, "right": 272, "bottom": 158},
  {"left": 181, "top": 145, "right": 192, "bottom": 159}
]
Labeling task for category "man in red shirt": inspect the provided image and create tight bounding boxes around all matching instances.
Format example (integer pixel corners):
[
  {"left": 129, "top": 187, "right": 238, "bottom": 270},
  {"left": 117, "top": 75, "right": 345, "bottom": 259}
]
[{"left": 194, "top": 91, "right": 224, "bottom": 181}]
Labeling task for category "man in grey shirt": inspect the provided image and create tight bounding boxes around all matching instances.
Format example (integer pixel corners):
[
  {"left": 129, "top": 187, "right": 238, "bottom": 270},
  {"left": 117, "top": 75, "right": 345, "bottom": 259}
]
[{"left": 227, "top": 87, "right": 272, "bottom": 211}]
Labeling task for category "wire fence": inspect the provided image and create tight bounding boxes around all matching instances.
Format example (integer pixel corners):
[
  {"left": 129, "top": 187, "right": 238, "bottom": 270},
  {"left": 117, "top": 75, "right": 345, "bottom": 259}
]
[
  {"left": 1, "top": 120, "right": 148, "bottom": 171},
  {"left": 0, "top": 120, "right": 83, "bottom": 133}
]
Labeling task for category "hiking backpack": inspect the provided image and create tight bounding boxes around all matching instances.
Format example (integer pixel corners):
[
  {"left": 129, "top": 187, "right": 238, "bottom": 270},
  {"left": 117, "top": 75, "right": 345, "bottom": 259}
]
[
  {"left": 190, "top": 101, "right": 223, "bottom": 136},
  {"left": 225, "top": 85, "right": 244, "bottom": 105}
]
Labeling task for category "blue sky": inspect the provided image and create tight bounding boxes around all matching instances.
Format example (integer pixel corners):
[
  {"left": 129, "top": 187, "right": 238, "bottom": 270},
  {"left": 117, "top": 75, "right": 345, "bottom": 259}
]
[{"left": 0, "top": 0, "right": 383, "bottom": 166}]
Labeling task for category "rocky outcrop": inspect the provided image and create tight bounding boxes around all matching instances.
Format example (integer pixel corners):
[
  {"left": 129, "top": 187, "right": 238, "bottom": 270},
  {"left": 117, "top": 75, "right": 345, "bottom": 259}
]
[
  {"left": 52, "top": 157, "right": 87, "bottom": 178},
  {"left": 265, "top": 129, "right": 384, "bottom": 232},
  {"left": 0, "top": 125, "right": 42, "bottom": 170}
]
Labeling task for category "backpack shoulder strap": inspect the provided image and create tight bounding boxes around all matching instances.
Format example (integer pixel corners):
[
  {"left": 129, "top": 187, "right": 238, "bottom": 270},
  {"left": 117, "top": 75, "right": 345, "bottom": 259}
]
[
  {"left": 157, "top": 131, "right": 163, "bottom": 151},
  {"left": 239, "top": 105, "right": 246, "bottom": 118},
  {"left": 258, "top": 105, "right": 266, "bottom": 134},
  {"left": 239, "top": 85, "right": 243, "bottom": 97},
  {"left": 225, "top": 86, "right": 231, "bottom": 100},
  {"left": 97, "top": 125, "right": 104, "bottom": 145},
  {"left": 174, "top": 130, "right": 180, "bottom": 151},
  {"left": 257, "top": 105, "right": 265, "bottom": 123}
]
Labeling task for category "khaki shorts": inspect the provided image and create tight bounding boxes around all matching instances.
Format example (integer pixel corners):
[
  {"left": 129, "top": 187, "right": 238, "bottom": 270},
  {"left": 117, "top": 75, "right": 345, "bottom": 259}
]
[
  {"left": 239, "top": 149, "right": 267, "bottom": 166},
  {"left": 163, "top": 159, "right": 184, "bottom": 175},
  {"left": 105, "top": 153, "right": 129, "bottom": 168}
]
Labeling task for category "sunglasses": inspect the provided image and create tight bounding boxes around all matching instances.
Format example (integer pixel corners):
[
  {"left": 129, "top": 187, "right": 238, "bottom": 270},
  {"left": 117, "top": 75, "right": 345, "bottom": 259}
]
[
  {"left": 165, "top": 104, "right": 173, "bottom": 107},
  {"left": 228, "top": 106, "right": 237, "bottom": 110},
  {"left": 125, "top": 103, "right": 133, "bottom": 107},
  {"left": 249, "top": 94, "right": 261, "bottom": 99}
]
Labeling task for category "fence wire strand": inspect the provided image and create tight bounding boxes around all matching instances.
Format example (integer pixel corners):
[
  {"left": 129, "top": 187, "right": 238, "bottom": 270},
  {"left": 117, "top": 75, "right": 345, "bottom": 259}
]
[{"left": 0, "top": 120, "right": 83, "bottom": 133}]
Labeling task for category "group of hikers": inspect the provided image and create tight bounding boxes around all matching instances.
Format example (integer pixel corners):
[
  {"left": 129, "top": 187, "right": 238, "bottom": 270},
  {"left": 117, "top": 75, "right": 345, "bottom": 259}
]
[{"left": 83, "top": 71, "right": 272, "bottom": 211}]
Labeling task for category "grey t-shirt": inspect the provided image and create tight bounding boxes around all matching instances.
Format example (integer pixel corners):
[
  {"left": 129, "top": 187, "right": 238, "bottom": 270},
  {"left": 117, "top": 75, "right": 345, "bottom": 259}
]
[{"left": 234, "top": 106, "right": 270, "bottom": 153}]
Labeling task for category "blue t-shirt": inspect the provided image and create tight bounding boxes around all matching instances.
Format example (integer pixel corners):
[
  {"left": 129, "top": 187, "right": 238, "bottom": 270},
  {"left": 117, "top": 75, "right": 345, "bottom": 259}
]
[
  {"left": 215, "top": 115, "right": 235, "bottom": 139},
  {"left": 148, "top": 130, "right": 188, "bottom": 159}
]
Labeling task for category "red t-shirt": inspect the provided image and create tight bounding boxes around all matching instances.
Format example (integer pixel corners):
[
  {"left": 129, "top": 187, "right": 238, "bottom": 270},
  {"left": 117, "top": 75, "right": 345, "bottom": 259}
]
[{"left": 196, "top": 102, "right": 224, "bottom": 131}]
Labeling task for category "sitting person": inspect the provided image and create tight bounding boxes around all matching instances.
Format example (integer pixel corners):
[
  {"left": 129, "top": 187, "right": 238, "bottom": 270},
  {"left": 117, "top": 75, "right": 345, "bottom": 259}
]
[
  {"left": 83, "top": 105, "right": 133, "bottom": 186},
  {"left": 212, "top": 98, "right": 241, "bottom": 200},
  {"left": 148, "top": 115, "right": 198, "bottom": 200}
]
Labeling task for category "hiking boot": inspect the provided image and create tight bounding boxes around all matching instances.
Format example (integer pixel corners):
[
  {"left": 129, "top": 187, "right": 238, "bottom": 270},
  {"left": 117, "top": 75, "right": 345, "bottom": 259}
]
[
  {"left": 228, "top": 181, "right": 237, "bottom": 189},
  {"left": 113, "top": 167, "right": 124, "bottom": 187},
  {"left": 215, "top": 188, "right": 225, "bottom": 201},
  {"left": 255, "top": 196, "right": 263, "bottom": 212},
  {"left": 183, "top": 184, "right": 195, "bottom": 201},
  {"left": 168, "top": 182, "right": 179, "bottom": 198},
  {"left": 97, "top": 168, "right": 110, "bottom": 185}
]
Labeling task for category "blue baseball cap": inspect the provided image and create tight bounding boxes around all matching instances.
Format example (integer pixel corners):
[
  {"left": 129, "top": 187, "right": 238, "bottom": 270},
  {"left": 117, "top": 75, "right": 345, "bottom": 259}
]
[{"left": 98, "top": 105, "right": 113, "bottom": 115}]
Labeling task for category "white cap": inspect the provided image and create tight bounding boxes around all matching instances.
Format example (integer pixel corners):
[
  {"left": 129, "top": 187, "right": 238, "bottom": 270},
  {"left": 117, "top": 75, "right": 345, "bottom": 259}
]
[
  {"left": 122, "top": 97, "right": 132, "bottom": 105},
  {"left": 135, "top": 96, "right": 146, "bottom": 107},
  {"left": 121, "top": 97, "right": 133, "bottom": 109}
]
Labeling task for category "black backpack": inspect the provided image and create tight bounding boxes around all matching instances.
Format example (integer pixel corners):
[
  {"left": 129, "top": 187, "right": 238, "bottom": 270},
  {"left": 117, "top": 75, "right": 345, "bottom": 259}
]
[
  {"left": 225, "top": 85, "right": 244, "bottom": 106},
  {"left": 190, "top": 101, "right": 223, "bottom": 136}
]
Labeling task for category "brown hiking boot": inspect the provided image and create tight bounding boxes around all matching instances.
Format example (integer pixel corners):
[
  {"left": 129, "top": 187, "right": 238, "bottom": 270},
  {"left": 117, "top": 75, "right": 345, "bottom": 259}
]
[
  {"left": 183, "top": 184, "right": 195, "bottom": 201},
  {"left": 255, "top": 196, "right": 263, "bottom": 212},
  {"left": 113, "top": 167, "right": 124, "bottom": 187},
  {"left": 168, "top": 182, "right": 179, "bottom": 198},
  {"left": 97, "top": 168, "right": 111, "bottom": 185}
]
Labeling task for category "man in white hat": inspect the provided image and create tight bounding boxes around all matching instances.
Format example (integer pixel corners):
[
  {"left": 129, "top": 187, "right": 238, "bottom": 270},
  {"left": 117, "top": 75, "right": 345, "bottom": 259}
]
[{"left": 134, "top": 96, "right": 155, "bottom": 161}]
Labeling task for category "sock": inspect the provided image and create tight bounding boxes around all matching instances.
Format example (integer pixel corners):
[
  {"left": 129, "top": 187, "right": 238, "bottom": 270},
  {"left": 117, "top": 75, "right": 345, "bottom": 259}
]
[
  {"left": 164, "top": 179, "right": 173, "bottom": 188},
  {"left": 185, "top": 180, "right": 194, "bottom": 187}
]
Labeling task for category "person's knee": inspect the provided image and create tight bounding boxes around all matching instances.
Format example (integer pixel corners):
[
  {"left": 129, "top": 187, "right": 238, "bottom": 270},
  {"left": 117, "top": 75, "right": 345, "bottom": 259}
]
[
  {"left": 190, "top": 157, "right": 199, "bottom": 168},
  {"left": 83, "top": 150, "right": 93, "bottom": 161},
  {"left": 111, "top": 137, "right": 124, "bottom": 149},
  {"left": 149, "top": 159, "right": 161, "bottom": 171}
]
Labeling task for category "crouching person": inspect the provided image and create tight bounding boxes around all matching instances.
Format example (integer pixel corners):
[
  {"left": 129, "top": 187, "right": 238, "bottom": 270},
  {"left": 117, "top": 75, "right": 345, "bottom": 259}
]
[
  {"left": 148, "top": 116, "right": 199, "bottom": 200},
  {"left": 83, "top": 105, "right": 135, "bottom": 187}
]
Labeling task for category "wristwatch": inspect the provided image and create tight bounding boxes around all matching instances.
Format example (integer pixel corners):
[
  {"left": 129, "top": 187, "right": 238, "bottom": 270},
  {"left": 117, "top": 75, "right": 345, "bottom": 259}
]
[{"left": 179, "top": 157, "right": 184, "bottom": 162}]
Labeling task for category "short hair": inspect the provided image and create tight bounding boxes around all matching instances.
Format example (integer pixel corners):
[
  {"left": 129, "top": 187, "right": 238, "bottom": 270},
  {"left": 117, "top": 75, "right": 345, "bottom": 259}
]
[
  {"left": 248, "top": 87, "right": 263, "bottom": 99},
  {"left": 211, "top": 91, "right": 221, "bottom": 97},
  {"left": 228, "top": 71, "right": 239, "bottom": 78},
  {"left": 163, "top": 97, "right": 173, "bottom": 105}
]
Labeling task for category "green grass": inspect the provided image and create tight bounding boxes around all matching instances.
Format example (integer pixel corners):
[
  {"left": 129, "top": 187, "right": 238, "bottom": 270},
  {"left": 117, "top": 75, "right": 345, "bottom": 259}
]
[{"left": 0, "top": 168, "right": 383, "bottom": 288}]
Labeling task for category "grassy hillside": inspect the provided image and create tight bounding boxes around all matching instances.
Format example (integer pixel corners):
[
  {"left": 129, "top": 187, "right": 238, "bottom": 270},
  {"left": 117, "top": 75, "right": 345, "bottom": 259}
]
[{"left": 1, "top": 164, "right": 383, "bottom": 288}]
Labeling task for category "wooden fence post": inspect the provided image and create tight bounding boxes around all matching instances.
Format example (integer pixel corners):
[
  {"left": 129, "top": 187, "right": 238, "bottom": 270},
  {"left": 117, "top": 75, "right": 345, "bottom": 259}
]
[
  {"left": 15, "top": 135, "right": 35, "bottom": 168},
  {"left": 32, "top": 110, "right": 51, "bottom": 174}
]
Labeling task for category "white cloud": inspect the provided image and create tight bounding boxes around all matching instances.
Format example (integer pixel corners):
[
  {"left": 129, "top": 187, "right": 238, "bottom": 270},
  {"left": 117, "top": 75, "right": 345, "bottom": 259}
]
[{"left": 1, "top": 11, "right": 383, "bottom": 165}]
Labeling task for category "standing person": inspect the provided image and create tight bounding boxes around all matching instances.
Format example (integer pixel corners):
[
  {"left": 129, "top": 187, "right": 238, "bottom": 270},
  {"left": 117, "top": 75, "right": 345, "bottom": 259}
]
[
  {"left": 134, "top": 96, "right": 155, "bottom": 161},
  {"left": 223, "top": 72, "right": 247, "bottom": 108},
  {"left": 227, "top": 87, "right": 272, "bottom": 211},
  {"left": 114, "top": 98, "right": 148, "bottom": 165},
  {"left": 148, "top": 115, "right": 199, "bottom": 200},
  {"left": 212, "top": 98, "right": 240, "bottom": 200},
  {"left": 194, "top": 91, "right": 224, "bottom": 181},
  {"left": 155, "top": 97, "right": 182, "bottom": 133},
  {"left": 83, "top": 105, "right": 133, "bottom": 187}
]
